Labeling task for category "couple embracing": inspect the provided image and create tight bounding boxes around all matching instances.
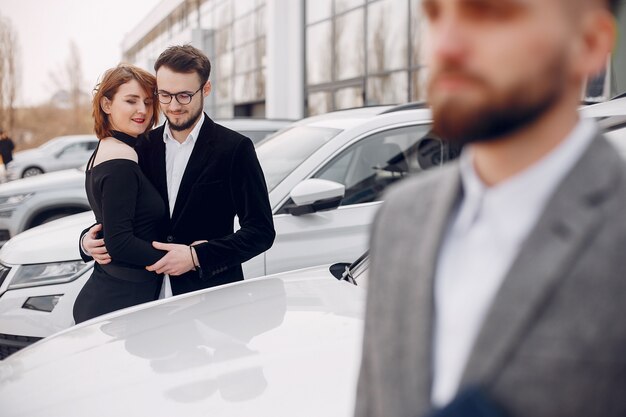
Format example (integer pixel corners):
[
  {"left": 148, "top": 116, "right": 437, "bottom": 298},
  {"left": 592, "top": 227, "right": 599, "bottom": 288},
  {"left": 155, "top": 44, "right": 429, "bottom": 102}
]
[{"left": 74, "top": 45, "right": 275, "bottom": 324}]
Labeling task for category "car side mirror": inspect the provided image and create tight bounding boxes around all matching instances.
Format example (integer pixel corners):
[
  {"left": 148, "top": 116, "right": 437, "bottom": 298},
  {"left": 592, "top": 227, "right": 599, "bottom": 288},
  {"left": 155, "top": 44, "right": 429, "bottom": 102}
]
[{"left": 285, "top": 179, "right": 345, "bottom": 216}]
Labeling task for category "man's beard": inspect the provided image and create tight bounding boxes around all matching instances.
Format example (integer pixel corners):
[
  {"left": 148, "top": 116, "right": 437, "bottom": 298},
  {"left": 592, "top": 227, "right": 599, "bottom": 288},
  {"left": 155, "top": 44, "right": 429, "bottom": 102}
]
[
  {"left": 166, "top": 104, "right": 203, "bottom": 132},
  {"left": 428, "top": 54, "right": 567, "bottom": 146}
]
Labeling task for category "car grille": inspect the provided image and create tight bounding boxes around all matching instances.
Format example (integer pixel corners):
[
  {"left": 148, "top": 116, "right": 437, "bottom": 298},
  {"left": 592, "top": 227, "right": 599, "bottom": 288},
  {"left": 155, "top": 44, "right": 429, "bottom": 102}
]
[
  {"left": 0, "top": 263, "right": 10, "bottom": 288},
  {"left": 0, "top": 229, "right": 10, "bottom": 242},
  {"left": 0, "top": 333, "right": 43, "bottom": 359}
]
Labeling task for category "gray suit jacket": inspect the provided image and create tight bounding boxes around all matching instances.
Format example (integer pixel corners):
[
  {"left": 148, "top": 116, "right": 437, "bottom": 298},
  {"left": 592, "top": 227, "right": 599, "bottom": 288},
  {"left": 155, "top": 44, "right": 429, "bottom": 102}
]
[{"left": 355, "top": 134, "right": 626, "bottom": 417}]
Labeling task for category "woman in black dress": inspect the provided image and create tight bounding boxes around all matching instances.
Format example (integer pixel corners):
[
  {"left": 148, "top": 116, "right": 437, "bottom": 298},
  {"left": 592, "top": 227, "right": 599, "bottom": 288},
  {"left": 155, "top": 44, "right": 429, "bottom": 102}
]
[{"left": 73, "top": 65, "right": 167, "bottom": 324}]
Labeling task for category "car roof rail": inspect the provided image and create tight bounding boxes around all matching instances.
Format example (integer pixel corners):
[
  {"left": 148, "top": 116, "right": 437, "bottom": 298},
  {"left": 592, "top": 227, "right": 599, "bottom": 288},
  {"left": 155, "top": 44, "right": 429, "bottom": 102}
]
[{"left": 380, "top": 101, "right": 429, "bottom": 114}]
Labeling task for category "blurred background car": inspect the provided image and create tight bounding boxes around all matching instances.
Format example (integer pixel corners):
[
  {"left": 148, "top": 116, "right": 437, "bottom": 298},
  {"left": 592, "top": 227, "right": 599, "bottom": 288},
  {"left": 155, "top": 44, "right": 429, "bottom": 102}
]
[
  {"left": 0, "top": 119, "right": 292, "bottom": 246},
  {"left": 0, "top": 103, "right": 456, "bottom": 357},
  {"left": 0, "top": 253, "right": 369, "bottom": 417},
  {"left": 0, "top": 166, "right": 88, "bottom": 246},
  {"left": 5, "top": 135, "right": 98, "bottom": 181},
  {"left": 218, "top": 118, "right": 292, "bottom": 143}
]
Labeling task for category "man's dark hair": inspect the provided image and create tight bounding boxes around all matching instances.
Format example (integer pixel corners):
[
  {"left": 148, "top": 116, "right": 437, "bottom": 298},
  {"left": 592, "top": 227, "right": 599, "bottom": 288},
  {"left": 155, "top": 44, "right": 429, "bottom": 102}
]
[
  {"left": 154, "top": 44, "right": 212, "bottom": 84},
  {"left": 609, "top": 0, "right": 621, "bottom": 14}
]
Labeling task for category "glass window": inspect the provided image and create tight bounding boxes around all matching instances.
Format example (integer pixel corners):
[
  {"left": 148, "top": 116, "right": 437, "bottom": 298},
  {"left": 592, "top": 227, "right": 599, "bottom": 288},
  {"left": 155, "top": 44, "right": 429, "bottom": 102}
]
[
  {"left": 216, "top": 52, "right": 233, "bottom": 80},
  {"left": 306, "top": 21, "right": 333, "bottom": 85},
  {"left": 215, "top": 105, "right": 234, "bottom": 119},
  {"left": 59, "top": 142, "right": 87, "bottom": 156},
  {"left": 367, "top": 0, "right": 409, "bottom": 73},
  {"left": 254, "top": 70, "right": 265, "bottom": 101},
  {"left": 234, "top": 43, "right": 257, "bottom": 74},
  {"left": 335, "top": 0, "right": 365, "bottom": 14},
  {"left": 306, "top": 0, "right": 333, "bottom": 23},
  {"left": 234, "top": 73, "right": 253, "bottom": 102},
  {"left": 335, "top": 86, "right": 364, "bottom": 109},
  {"left": 232, "top": 70, "right": 265, "bottom": 103},
  {"left": 258, "top": 38, "right": 267, "bottom": 69},
  {"left": 234, "top": 13, "right": 257, "bottom": 47},
  {"left": 234, "top": 0, "right": 257, "bottom": 18},
  {"left": 215, "top": 2, "right": 233, "bottom": 28},
  {"left": 314, "top": 124, "right": 442, "bottom": 206},
  {"left": 308, "top": 91, "right": 333, "bottom": 116},
  {"left": 215, "top": 77, "right": 232, "bottom": 103},
  {"left": 256, "top": 126, "right": 342, "bottom": 191},
  {"left": 367, "top": 71, "right": 409, "bottom": 105},
  {"left": 410, "top": 69, "right": 428, "bottom": 101},
  {"left": 216, "top": 26, "right": 233, "bottom": 54},
  {"left": 334, "top": 9, "right": 365, "bottom": 80},
  {"left": 410, "top": 0, "right": 426, "bottom": 68},
  {"left": 257, "top": 6, "right": 267, "bottom": 37}
]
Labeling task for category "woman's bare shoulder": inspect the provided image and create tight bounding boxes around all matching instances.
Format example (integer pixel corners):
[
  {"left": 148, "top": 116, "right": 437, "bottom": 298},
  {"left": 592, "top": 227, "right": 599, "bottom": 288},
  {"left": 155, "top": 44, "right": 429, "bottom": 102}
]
[{"left": 92, "top": 137, "right": 138, "bottom": 167}]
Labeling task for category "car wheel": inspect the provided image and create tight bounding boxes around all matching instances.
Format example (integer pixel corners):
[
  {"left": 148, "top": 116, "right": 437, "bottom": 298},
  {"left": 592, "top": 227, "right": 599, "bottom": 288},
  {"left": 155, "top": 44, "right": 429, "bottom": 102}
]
[{"left": 22, "top": 167, "right": 44, "bottom": 178}]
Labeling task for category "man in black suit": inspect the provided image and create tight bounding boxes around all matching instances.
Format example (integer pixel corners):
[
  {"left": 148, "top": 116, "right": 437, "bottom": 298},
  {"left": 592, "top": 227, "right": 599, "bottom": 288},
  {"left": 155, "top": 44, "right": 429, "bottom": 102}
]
[{"left": 81, "top": 45, "right": 275, "bottom": 295}]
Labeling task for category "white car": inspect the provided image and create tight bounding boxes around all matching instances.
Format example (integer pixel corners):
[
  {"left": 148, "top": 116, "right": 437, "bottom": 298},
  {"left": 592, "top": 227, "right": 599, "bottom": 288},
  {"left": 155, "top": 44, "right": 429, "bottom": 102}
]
[
  {"left": 0, "top": 254, "right": 368, "bottom": 417},
  {"left": 5, "top": 135, "right": 98, "bottom": 181},
  {"left": 0, "top": 119, "right": 291, "bottom": 246},
  {"left": 0, "top": 167, "right": 88, "bottom": 245},
  {"left": 0, "top": 103, "right": 451, "bottom": 356}
]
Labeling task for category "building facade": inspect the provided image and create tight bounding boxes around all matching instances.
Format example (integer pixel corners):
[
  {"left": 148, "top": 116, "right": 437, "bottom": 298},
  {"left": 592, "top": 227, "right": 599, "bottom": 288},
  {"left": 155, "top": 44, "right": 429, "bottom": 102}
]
[{"left": 122, "top": 0, "right": 626, "bottom": 120}]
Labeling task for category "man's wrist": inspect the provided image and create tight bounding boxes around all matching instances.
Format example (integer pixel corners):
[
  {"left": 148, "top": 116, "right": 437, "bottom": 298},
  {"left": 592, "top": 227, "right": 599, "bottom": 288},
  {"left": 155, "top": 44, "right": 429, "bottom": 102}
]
[{"left": 190, "top": 245, "right": 200, "bottom": 270}]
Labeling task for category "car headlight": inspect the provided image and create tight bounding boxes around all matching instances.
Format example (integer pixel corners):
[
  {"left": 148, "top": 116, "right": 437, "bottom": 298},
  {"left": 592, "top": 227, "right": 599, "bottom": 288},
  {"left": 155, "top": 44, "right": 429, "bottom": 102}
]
[
  {"left": 8, "top": 260, "right": 92, "bottom": 290},
  {"left": 0, "top": 193, "right": 34, "bottom": 206}
]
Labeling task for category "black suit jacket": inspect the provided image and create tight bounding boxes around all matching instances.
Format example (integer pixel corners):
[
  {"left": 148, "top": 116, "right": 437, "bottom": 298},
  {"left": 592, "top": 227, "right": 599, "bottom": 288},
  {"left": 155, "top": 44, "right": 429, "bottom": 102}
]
[{"left": 82, "top": 115, "right": 275, "bottom": 295}]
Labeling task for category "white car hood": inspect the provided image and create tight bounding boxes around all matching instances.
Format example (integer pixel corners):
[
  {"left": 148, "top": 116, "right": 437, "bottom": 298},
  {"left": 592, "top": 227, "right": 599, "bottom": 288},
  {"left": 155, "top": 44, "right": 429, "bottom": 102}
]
[
  {"left": 0, "top": 271, "right": 365, "bottom": 417},
  {"left": 0, "top": 169, "right": 85, "bottom": 195},
  {"left": 0, "top": 211, "right": 95, "bottom": 264}
]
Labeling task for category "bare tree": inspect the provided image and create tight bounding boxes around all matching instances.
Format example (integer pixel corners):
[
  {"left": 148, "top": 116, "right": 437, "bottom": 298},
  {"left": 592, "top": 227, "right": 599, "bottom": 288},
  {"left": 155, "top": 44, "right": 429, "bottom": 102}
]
[
  {"left": 49, "top": 40, "right": 88, "bottom": 130},
  {"left": 0, "top": 13, "right": 21, "bottom": 131}
]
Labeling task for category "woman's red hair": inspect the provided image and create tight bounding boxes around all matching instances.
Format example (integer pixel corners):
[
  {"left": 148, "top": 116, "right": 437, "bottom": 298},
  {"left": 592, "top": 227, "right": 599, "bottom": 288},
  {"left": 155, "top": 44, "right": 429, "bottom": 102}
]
[{"left": 92, "top": 64, "right": 159, "bottom": 139}]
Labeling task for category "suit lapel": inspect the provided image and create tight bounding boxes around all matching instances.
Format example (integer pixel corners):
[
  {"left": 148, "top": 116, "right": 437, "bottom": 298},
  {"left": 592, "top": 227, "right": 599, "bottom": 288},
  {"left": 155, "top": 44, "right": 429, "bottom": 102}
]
[
  {"left": 146, "top": 126, "right": 170, "bottom": 213},
  {"left": 171, "top": 115, "right": 215, "bottom": 224},
  {"left": 460, "top": 135, "right": 620, "bottom": 387},
  {"left": 406, "top": 165, "right": 462, "bottom": 405}
]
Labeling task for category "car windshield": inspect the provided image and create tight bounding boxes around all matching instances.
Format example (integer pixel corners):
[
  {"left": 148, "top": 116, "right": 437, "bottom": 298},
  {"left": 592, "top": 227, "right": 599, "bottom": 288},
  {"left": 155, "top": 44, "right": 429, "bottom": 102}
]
[
  {"left": 256, "top": 126, "right": 341, "bottom": 191},
  {"left": 38, "top": 139, "right": 69, "bottom": 153}
]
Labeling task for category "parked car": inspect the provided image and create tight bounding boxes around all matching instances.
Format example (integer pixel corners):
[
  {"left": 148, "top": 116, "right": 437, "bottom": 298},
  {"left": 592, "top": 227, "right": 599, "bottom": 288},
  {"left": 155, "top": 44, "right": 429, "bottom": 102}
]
[
  {"left": 0, "top": 166, "right": 88, "bottom": 245},
  {"left": 0, "top": 119, "right": 292, "bottom": 246},
  {"left": 5, "top": 135, "right": 98, "bottom": 181},
  {"left": 0, "top": 103, "right": 453, "bottom": 357},
  {"left": 0, "top": 253, "right": 368, "bottom": 416},
  {"left": 580, "top": 96, "right": 626, "bottom": 157},
  {"left": 217, "top": 118, "right": 293, "bottom": 143}
]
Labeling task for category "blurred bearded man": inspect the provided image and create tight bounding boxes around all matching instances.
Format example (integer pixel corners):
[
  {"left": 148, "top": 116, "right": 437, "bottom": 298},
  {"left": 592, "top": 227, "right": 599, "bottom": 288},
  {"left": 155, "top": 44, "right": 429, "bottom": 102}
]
[{"left": 355, "top": 1, "right": 623, "bottom": 416}]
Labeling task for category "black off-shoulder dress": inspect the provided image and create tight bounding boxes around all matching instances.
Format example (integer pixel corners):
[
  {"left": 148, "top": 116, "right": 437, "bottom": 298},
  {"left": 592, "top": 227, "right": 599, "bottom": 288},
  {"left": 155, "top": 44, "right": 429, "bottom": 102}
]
[{"left": 73, "top": 131, "right": 167, "bottom": 324}]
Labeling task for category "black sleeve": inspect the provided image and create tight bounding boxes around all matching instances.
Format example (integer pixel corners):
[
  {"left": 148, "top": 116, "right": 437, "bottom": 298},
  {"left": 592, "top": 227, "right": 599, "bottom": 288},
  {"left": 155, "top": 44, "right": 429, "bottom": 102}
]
[
  {"left": 78, "top": 223, "right": 97, "bottom": 263},
  {"left": 99, "top": 164, "right": 166, "bottom": 266},
  {"left": 194, "top": 138, "right": 275, "bottom": 274}
]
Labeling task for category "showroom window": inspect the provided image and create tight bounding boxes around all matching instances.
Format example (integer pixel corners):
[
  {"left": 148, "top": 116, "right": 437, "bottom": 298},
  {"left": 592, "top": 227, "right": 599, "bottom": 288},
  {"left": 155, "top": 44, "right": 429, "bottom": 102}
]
[{"left": 305, "top": 0, "right": 427, "bottom": 115}]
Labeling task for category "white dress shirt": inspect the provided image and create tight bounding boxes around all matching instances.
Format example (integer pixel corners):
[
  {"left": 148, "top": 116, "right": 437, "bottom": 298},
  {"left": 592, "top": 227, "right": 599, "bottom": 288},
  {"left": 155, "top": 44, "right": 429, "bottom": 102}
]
[
  {"left": 431, "top": 119, "right": 597, "bottom": 407},
  {"left": 159, "top": 113, "right": 205, "bottom": 299}
]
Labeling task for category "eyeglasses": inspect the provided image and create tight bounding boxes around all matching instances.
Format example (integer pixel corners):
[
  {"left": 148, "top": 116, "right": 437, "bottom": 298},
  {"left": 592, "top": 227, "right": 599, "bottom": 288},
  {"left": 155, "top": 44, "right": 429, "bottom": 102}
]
[{"left": 156, "top": 86, "right": 203, "bottom": 105}]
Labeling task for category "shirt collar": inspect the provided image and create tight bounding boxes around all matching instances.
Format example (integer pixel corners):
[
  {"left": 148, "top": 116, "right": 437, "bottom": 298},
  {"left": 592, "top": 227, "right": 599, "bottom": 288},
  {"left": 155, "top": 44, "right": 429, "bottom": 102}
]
[
  {"left": 455, "top": 118, "right": 597, "bottom": 235},
  {"left": 163, "top": 112, "right": 205, "bottom": 145}
]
